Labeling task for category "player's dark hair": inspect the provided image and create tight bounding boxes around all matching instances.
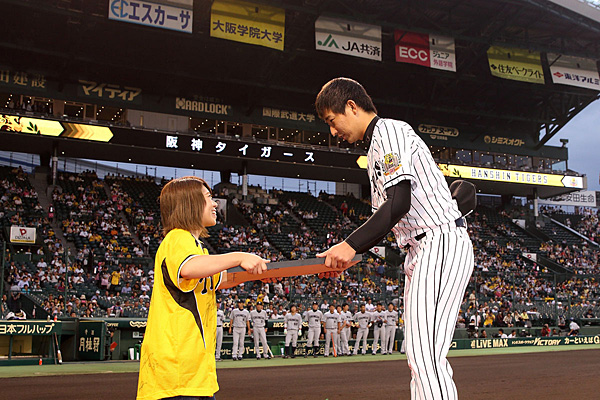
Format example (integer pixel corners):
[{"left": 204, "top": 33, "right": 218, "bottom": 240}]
[
  {"left": 376, "top": 302, "right": 382, "bottom": 306},
  {"left": 342, "top": 303, "right": 349, "bottom": 308},
  {"left": 388, "top": 303, "right": 394, "bottom": 307},
  {"left": 315, "top": 77, "right": 377, "bottom": 119}
]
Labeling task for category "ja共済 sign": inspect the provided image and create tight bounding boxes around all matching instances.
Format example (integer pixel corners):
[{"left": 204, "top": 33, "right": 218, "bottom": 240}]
[{"left": 315, "top": 16, "right": 382, "bottom": 61}]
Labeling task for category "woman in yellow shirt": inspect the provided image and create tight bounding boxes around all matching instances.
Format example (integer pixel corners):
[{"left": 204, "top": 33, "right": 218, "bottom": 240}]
[{"left": 137, "top": 177, "right": 268, "bottom": 400}]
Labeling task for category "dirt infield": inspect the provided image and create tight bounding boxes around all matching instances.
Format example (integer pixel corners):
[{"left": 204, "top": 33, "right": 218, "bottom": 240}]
[{"left": 2, "top": 349, "right": 599, "bottom": 399}]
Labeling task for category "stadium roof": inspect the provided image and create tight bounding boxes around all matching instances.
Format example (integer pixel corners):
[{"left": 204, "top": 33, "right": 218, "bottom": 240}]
[
  {"left": 1, "top": 0, "right": 599, "bottom": 141},
  {"left": 0, "top": 0, "right": 599, "bottom": 196}
]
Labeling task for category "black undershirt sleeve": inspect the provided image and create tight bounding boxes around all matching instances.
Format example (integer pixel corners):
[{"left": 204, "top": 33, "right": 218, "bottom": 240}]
[{"left": 345, "top": 180, "right": 411, "bottom": 254}]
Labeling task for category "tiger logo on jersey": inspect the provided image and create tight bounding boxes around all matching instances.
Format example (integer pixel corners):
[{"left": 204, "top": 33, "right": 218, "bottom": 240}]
[{"left": 383, "top": 153, "right": 401, "bottom": 176}]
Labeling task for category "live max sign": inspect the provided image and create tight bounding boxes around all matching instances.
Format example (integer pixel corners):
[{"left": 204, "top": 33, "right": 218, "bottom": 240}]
[{"left": 394, "top": 30, "right": 456, "bottom": 72}]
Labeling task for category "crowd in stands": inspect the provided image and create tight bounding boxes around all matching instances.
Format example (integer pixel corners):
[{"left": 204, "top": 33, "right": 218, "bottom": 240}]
[
  {"left": 1, "top": 168, "right": 599, "bottom": 329},
  {"left": 4, "top": 97, "right": 53, "bottom": 115}
]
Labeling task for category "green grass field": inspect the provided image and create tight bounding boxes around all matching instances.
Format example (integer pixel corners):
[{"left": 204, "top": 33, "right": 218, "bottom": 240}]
[{"left": 1, "top": 344, "right": 599, "bottom": 379}]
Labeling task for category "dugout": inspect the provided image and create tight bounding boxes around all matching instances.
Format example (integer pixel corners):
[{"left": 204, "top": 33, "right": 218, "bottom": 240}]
[{"left": 0, "top": 320, "right": 62, "bottom": 366}]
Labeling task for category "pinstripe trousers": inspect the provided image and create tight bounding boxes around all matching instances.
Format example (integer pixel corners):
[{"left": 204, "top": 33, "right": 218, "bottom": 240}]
[{"left": 403, "top": 227, "right": 474, "bottom": 400}]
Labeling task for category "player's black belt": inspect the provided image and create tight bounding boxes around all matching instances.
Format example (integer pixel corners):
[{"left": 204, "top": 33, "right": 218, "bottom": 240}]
[{"left": 414, "top": 217, "right": 466, "bottom": 242}]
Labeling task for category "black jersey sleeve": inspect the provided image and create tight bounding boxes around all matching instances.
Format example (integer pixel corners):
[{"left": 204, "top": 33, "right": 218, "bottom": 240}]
[{"left": 345, "top": 181, "right": 411, "bottom": 254}]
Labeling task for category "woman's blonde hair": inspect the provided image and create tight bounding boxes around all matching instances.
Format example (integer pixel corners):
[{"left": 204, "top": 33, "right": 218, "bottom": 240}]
[{"left": 160, "top": 176, "right": 212, "bottom": 237}]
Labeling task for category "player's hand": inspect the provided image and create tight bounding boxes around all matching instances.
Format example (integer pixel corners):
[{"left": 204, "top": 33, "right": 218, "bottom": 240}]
[
  {"left": 239, "top": 253, "right": 269, "bottom": 275},
  {"left": 317, "top": 241, "right": 356, "bottom": 270},
  {"left": 228, "top": 329, "right": 232, "bottom": 334}
]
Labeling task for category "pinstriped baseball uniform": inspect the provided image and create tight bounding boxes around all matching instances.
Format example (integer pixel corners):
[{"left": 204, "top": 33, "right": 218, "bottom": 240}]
[
  {"left": 216, "top": 308, "right": 224, "bottom": 360},
  {"left": 352, "top": 310, "right": 371, "bottom": 355},
  {"left": 384, "top": 308, "right": 399, "bottom": 354},
  {"left": 370, "top": 309, "right": 387, "bottom": 354},
  {"left": 339, "top": 310, "right": 353, "bottom": 355},
  {"left": 284, "top": 312, "right": 302, "bottom": 347},
  {"left": 304, "top": 309, "right": 323, "bottom": 347},
  {"left": 367, "top": 117, "right": 474, "bottom": 400},
  {"left": 250, "top": 309, "right": 269, "bottom": 358},
  {"left": 230, "top": 308, "right": 250, "bottom": 359},
  {"left": 323, "top": 310, "right": 340, "bottom": 356}
]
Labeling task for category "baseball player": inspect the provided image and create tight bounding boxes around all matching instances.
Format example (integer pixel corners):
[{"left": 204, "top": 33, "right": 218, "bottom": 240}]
[
  {"left": 335, "top": 305, "right": 343, "bottom": 354},
  {"left": 316, "top": 77, "right": 475, "bottom": 399},
  {"left": 304, "top": 302, "right": 323, "bottom": 358},
  {"left": 216, "top": 299, "right": 225, "bottom": 361},
  {"left": 370, "top": 302, "right": 386, "bottom": 354},
  {"left": 323, "top": 304, "right": 340, "bottom": 357},
  {"left": 384, "top": 303, "right": 399, "bottom": 354},
  {"left": 229, "top": 300, "right": 250, "bottom": 361},
  {"left": 352, "top": 304, "right": 371, "bottom": 355},
  {"left": 339, "top": 303, "right": 353, "bottom": 356},
  {"left": 283, "top": 304, "right": 302, "bottom": 358},
  {"left": 249, "top": 301, "right": 270, "bottom": 359}
]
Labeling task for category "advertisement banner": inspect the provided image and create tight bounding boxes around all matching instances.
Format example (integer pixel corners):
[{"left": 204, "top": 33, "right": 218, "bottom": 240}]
[
  {"left": 78, "top": 321, "right": 107, "bottom": 361},
  {"left": 547, "top": 53, "right": 600, "bottom": 90},
  {"left": 451, "top": 335, "right": 600, "bottom": 350},
  {"left": 78, "top": 79, "right": 142, "bottom": 105},
  {"left": 9, "top": 226, "right": 36, "bottom": 244},
  {"left": 487, "top": 46, "right": 544, "bottom": 84},
  {"left": 210, "top": 0, "right": 285, "bottom": 51},
  {"left": 108, "top": 0, "right": 193, "bottom": 33},
  {"left": 538, "top": 190, "right": 598, "bottom": 208},
  {"left": 522, "top": 252, "right": 538, "bottom": 262},
  {"left": 0, "top": 68, "right": 47, "bottom": 92},
  {"left": 0, "top": 321, "right": 61, "bottom": 336},
  {"left": 315, "top": 16, "right": 382, "bottom": 61},
  {"left": 394, "top": 30, "right": 456, "bottom": 71},
  {"left": 1, "top": 114, "right": 113, "bottom": 142},
  {"left": 439, "top": 164, "right": 584, "bottom": 189},
  {"left": 417, "top": 124, "right": 459, "bottom": 141},
  {"left": 370, "top": 246, "right": 386, "bottom": 259}
]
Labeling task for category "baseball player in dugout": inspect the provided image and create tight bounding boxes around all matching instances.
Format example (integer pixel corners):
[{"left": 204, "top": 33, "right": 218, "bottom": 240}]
[
  {"left": 370, "top": 302, "right": 387, "bottom": 355},
  {"left": 215, "top": 299, "right": 224, "bottom": 361},
  {"left": 316, "top": 77, "right": 475, "bottom": 400},
  {"left": 229, "top": 299, "right": 250, "bottom": 361},
  {"left": 384, "top": 302, "right": 400, "bottom": 355},
  {"left": 249, "top": 301, "right": 271, "bottom": 360},
  {"left": 337, "top": 304, "right": 352, "bottom": 356},
  {"left": 304, "top": 301, "right": 323, "bottom": 357},
  {"left": 335, "top": 305, "right": 343, "bottom": 355},
  {"left": 283, "top": 304, "right": 303, "bottom": 358},
  {"left": 352, "top": 304, "right": 371, "bottom": 355},
  {"left": 323, "top": 304, "right": 341, "bottom": 357}
]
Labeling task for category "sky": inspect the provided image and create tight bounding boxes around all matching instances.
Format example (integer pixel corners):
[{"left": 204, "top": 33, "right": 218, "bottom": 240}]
[{"left": 547, "top": 98, "right": 600, "bottom": 191}]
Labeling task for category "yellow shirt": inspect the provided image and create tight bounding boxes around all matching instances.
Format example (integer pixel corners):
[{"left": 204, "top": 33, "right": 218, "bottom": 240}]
[
  {"left": 111, "top": 271, "right": 120, "bottom": 285},
  {"left": 137, "top": 229, "right": 223, "bottom": 400}
]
